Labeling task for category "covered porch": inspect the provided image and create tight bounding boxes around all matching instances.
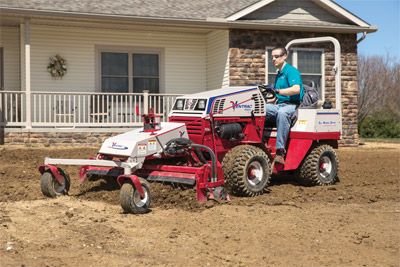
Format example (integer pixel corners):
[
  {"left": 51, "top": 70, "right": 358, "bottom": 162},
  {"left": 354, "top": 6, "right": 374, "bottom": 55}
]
[
  {"left": 0, "top": 15, "right": 229, "bottom": 131},
  {"left": 0, "top": 90, "right": 180, "bottom": 129}
]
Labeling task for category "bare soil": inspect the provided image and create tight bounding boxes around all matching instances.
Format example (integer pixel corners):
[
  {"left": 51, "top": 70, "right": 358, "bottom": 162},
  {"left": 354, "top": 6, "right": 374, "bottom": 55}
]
[{"left": 0, "top": 142, "right": 399, "bottom": 266}]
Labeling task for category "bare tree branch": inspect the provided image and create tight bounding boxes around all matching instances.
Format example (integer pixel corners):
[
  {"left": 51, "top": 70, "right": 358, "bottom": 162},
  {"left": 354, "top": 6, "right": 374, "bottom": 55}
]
[{"left": 358, "top": 54, "right": 400, "bottom": 124}]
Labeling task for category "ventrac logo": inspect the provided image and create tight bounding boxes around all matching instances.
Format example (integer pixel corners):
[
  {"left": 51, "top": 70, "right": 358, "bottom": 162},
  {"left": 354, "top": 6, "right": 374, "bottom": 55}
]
[
  {"left": 109, "top": 142, "right": 128, "bottom": 150},
  {"left": 179, "top": 130, "right": 186, "bottom": 137},
  {"left": 230, "top": 101, "right": 252, "bottom": 111}
]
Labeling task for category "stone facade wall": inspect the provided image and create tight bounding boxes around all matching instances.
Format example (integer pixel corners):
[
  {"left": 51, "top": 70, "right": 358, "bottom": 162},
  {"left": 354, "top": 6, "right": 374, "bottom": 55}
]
[
  {"left": 229, "top": 30, "right": 359, "bottom": 146},
  {"left": 4, "top": 131, "right": 116, "bottom": 147}
]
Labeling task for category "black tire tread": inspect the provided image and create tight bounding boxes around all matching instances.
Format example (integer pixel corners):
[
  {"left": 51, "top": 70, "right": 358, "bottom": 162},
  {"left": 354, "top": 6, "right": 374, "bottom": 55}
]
[
  {"left": 222, "top": 145, "right": 270, "bottom": 197},
  {"left": 120, "top": 178, "right": 151, "bottom": 214},
  {"left": 40, "top": 170, "right": 70, "bottom": 198},
  {"left": 298, "top": 144, "right": 339, "bottom": 186}
]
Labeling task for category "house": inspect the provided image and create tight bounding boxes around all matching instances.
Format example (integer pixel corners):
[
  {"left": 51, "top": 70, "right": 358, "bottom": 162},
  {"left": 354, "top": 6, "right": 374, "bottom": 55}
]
[{"left": 0, "top": 0, "right": 377, "bottom": 146}]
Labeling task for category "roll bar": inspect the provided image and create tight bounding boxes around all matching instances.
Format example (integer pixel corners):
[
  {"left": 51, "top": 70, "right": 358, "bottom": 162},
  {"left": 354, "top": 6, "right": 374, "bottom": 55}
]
[{"left": 285, "top": 37, "right": 342, "bottom": 112}]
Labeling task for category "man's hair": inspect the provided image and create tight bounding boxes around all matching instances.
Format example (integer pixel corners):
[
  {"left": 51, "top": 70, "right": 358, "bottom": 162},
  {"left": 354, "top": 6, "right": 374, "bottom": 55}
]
[{"left": 271, "top": 47, "right": 288, "bottom": 56}]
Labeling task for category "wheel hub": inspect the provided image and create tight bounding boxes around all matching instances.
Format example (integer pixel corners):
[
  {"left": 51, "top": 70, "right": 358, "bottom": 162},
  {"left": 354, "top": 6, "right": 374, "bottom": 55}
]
[
  {"left": 132, "top": 189, "right": 149, "bottom": 207},
  {"left": 52, "top": 176, "right": 66, "bottom": 194},
  {"left": 319, "top": 156, "right": 332, "bottom": 178},
  {"left": 247, "top": 161, "right": 263, "bottom": 186}
]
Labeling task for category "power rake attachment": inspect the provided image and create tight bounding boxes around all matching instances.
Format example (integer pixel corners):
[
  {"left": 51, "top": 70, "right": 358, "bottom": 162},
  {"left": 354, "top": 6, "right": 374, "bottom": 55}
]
[{"left": 39, "top": 112, "right": 229, "bottom": 214}]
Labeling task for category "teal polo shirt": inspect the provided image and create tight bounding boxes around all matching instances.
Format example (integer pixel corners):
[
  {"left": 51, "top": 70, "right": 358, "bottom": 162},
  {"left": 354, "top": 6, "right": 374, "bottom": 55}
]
[{"left": 274, "top": 63, "right": 304, "bottom": 104}]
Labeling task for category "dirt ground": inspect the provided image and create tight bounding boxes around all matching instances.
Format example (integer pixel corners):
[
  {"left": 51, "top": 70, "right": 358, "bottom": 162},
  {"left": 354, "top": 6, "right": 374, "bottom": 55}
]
[{"left": 0, "top": 142, "right": 399, "bottom": 267}]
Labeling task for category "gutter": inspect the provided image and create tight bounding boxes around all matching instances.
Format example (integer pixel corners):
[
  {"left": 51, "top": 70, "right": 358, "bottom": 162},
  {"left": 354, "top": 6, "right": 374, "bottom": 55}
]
[{"left": 0, "top": 7, "right": 378, "bottom": 34}]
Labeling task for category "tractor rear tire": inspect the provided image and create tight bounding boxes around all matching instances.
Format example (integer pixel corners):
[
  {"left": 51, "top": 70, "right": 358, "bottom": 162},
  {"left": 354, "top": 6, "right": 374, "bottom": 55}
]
[
  {"left": 222, "top": 145, "right": 271, "bottom": 197},
  {"left": 297, "top": 144, "right": 339, "bottom": 186},
  {"left": 120, "top": 178, "right": 151, "bottom": 214},
  {"left": 40, "top": 170, "right": 71, "bottom": 198}
]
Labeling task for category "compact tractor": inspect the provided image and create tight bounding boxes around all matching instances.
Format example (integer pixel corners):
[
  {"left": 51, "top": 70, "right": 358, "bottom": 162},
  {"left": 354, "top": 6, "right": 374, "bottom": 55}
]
[{"left": 39, "top": 37, "right": 342, "bottom": 214}]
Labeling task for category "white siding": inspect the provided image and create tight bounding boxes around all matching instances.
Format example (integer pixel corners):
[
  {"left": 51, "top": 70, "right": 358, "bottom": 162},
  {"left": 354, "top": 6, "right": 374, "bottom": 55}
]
[
  {"left": 0, "top": 26, "right": 20, "bottom": 90},
  {"left": 26, "top": 24, "right": 207, "bottom": 94},
  {"left": 244, "top": 0, "right": 348, "bottom": 24},
  {"left": 206, "top": 30, "right": 229, "bottom": 89}
]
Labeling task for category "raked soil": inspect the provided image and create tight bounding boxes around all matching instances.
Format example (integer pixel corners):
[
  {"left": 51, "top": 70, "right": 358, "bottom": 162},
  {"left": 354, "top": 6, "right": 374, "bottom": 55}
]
[{"left": 0, "top": 142, "right": 399, "bottom": 266}]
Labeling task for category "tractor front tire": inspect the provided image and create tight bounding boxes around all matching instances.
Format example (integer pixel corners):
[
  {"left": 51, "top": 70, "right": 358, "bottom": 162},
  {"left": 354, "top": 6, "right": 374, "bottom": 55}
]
[
  {"left": 222, "top": 145, "right": 271, "bottom": 197},
  {"left": 40, "top": 170, "right": 71, "bottom": 198},
  {"left": 120, "top": 178, "right": 151, "bottom": 214},
  {"left": 297, "top": 144, "right": 339, "bottom": 186}
]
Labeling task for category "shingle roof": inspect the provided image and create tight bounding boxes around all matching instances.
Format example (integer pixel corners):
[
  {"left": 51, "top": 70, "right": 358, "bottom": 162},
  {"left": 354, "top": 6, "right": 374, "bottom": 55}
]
[{"left": 0, "top": 0, "right": 260, "bottom": 20}]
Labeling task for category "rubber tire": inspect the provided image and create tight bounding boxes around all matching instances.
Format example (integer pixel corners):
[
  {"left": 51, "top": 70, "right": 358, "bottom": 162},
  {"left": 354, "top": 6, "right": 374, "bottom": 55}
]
[
  {"left": 222, "top": 145, "right": 271, "bottom": 197},
  {"left": 297, "top": 144, "right": 339, "bottom": 186},
  {"left": 40, "top": 170, "right": 71, "bottom": 198},
  {"left": 120, "top": 178, "right": 151, "bottom": 214}
]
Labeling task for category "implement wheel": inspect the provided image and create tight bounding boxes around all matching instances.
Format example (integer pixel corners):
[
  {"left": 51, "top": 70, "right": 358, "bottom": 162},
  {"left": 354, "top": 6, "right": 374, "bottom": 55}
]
[
  {"left": 120, "top": 178, "right": 151, "bottom": 214},
  {"left": 222, "top": 145, "right": 271, "bottom": 197},
  {"left": 297, "top": 144, "right": 339, "bottom": 186},
  {"left": 40, "top": 170, "right": 71, "bottom": 198}
]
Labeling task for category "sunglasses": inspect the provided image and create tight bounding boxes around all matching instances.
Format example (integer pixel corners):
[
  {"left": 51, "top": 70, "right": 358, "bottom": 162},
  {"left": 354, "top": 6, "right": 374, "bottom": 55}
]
[{"left": 271, "top": 54, "right": 285, "bottom": 59}]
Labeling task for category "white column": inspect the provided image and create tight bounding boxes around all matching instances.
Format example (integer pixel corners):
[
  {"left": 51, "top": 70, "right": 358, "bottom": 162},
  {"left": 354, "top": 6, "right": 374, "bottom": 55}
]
[
  {"left": 143, "top": 90, "right": 149, "bottom": 114},
  {"left": 24, "top": 18, "right": 32, "bottom": 129}
]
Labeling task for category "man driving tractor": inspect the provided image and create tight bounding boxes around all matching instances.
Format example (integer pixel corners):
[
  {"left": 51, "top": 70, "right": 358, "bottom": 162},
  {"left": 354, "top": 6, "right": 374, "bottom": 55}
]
[{"left": 266, "top": 47, "right": 304, "bottom": 165}]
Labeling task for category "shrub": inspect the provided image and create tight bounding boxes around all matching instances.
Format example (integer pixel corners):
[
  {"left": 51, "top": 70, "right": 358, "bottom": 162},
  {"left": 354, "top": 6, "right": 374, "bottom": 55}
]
[{"left": 359, "top": 110, "right": 400, "bottom": 138}]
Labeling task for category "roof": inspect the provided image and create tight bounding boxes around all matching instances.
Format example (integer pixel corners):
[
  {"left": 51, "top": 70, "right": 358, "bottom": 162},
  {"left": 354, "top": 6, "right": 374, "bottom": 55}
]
[
  {"left": 0, "top": 0, "right": 377, "bottom": 33},
  {"left": 1, "top": 0, "right": 259, "bottom": 20}
]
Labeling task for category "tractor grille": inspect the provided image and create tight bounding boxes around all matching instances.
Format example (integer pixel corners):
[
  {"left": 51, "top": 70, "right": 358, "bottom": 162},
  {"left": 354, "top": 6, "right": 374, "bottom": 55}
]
[
  {"left": 213, "top": 99, "right": 226, "bottom": 114},
  {"left": 170, "top": 117, "right": 203, "bottom": 136},
  {"left": 252, "top": 93, "right": 264, "bottom": 115}
]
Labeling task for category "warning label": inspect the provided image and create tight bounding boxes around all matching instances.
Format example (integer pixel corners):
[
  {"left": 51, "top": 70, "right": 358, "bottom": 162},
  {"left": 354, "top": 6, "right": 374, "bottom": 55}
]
[
  {"left": 138, "top": 144, "right": 147, "bottom": 155},
  {"left": 148, "top": 140, "right": 157, "bottom": 151}
]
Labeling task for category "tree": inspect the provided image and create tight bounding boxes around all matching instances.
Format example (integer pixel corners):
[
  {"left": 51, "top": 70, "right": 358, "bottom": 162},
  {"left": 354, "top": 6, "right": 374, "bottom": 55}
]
[{"left": 358, "top": 54, "right": 400, "bottom": 125}]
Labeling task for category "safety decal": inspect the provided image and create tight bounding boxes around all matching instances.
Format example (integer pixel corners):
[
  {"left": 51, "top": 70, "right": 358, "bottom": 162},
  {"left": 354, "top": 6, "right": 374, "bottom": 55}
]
[
  {"left": 297, "top": 120, "right": 308, "bottom": 131},
  {"left": 148, "top": 140, "right": 157, "bottom": 151},
  {"left": 138, "top": 144, "right": 147, "bottom": 155}
]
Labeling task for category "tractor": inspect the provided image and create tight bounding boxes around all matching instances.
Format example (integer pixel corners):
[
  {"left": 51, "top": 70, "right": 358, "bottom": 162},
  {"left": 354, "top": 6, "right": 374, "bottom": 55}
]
[{"left": 39, "top": 37, "right": 342, "bottom": 214}]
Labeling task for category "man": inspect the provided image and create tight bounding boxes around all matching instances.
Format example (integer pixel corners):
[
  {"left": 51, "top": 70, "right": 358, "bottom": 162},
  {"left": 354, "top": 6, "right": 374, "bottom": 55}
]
[{"left": 267, "top": 47, "right": 304, "bottom": 165}]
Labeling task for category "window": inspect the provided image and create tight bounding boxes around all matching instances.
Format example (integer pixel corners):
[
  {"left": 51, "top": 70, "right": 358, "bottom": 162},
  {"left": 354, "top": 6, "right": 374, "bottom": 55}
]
[
  {"left": 132, "top": 54, "right": 159, "bottom": 93},
  {"left": 266, "top": 48, "right": 324, "bottom": 99},
  {"left": 101, "top": 52, "right": 129, "bottom": 93},
  {"left": 99, "top": 49, "right": 161, "bottom": 93}
]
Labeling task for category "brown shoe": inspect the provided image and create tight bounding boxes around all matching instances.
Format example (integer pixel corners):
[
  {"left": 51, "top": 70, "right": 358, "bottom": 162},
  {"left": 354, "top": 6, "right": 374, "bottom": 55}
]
[
  {"left": 274, "top": 149, "right": 286, "bottom": 165},
  {"left": 274, "top": 155, "right": 285, "bottom": 165}
]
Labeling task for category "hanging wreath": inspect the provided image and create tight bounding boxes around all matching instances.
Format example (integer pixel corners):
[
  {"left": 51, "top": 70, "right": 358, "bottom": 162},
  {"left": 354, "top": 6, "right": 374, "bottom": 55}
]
[{"left": 47, "top": 54, "right": 67, "bottom": 79}]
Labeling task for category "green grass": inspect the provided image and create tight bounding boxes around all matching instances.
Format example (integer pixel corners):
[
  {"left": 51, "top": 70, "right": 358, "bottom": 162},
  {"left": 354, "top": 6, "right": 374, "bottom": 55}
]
[{"left": 360, "top": 138, "right": 400, "bottom": 144}]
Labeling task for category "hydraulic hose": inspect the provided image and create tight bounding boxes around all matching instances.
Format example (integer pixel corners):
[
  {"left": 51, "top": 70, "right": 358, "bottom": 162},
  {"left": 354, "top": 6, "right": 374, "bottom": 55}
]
[
  {"left": 164, "top": 138, "right": 217, "bottom": 182},
  {"left": 191, "top": 143, "right": 217, "bottom": 183}
]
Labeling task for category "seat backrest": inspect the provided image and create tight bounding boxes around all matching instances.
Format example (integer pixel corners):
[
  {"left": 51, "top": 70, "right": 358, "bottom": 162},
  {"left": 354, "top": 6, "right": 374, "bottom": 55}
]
[{"left": 300, "top": 81, "right": 319, "bottom": 109}]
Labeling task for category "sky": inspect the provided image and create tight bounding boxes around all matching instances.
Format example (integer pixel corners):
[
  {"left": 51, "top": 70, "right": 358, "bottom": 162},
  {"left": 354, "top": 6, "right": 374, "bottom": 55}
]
[{"left": 335, "top": 0, "right": 400, "bottom": 60}]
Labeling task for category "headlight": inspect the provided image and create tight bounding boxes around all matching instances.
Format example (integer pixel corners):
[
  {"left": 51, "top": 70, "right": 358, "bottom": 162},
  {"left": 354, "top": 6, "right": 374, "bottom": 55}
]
[
  {"left": 195, "top": 99, "right": 207, "bottom": 110},
  {"left": 173, "top": 99, "right": 184, "bottom": 110}
]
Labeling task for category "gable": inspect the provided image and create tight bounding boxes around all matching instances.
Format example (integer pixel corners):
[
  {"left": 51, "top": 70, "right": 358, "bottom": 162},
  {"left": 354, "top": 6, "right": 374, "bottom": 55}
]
[{"left": 240, "top": 0, "right": 352, "bottom": 25}]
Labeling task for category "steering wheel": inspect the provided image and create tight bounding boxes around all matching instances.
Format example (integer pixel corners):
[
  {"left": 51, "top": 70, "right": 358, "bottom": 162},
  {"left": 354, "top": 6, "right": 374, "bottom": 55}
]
[{"left": 258, "top": 85, "right": 277, "bottom": 103}]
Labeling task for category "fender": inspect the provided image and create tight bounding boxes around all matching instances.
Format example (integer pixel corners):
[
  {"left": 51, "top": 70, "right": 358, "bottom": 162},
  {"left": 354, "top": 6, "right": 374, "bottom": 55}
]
[
  {"left": 38, "top": 164, "right": 65, "bottom": 185},
  {"left": 117, "top": 174, "right": 145, "bottom": 199}
]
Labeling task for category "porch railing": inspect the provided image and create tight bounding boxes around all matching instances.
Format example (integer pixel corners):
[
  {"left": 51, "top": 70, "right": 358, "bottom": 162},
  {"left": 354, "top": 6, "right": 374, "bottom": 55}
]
[{"left": 0, "top": 90, "right": 182, "bottom": 128}]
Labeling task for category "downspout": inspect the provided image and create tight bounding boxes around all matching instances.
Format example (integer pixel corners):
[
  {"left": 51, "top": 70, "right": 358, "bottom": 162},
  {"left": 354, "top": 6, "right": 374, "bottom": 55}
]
[
  {"left": 24, "top": 18, "right": 32, "bottom": 129},
  {"left": 357, "top": 32, "right": 367, "bottom": 44}
]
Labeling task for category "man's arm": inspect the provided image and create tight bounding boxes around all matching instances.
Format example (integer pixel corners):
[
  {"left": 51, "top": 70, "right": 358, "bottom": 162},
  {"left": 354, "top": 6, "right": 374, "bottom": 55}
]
[{"left": 277, "top": 84, "right": 300, "bottom": 96}]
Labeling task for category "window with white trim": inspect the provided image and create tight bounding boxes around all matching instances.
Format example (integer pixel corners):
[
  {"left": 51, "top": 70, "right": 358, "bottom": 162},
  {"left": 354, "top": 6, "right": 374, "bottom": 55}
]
[
  {"left": 266, "top": 48, "right": 324, "bottom": 99},
  {"left": 100, "top": 49, "right": 161, "bottom": 94}
]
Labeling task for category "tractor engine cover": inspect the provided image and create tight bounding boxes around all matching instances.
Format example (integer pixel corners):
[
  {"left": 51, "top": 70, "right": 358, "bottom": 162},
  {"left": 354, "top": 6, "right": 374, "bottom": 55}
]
[
  {"left": 218, "top": 123, "right": 243, "bottom": 140},
  {"left": 98, "top": 122, "right": 189, "bottom": 158}
]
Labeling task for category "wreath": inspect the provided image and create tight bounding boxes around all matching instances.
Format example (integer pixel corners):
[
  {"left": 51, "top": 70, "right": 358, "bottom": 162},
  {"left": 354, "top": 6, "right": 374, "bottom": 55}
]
[{"left": 47, "top": 54, "right": 67, "bottom": 78}]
